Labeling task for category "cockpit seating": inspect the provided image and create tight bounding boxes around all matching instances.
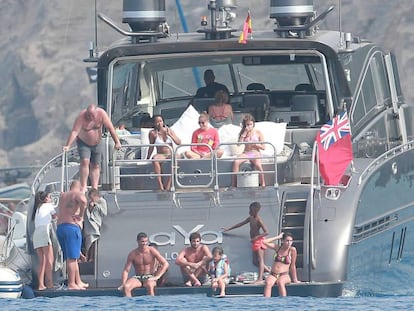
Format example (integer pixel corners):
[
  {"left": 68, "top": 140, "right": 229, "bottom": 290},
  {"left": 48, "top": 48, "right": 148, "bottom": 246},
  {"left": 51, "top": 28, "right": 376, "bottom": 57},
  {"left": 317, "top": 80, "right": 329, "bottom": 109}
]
[
  {"left": 290, "top": 94, "right": 320, "bottom": 125},
  {"left": 234, "top": 94, "right": 270, "bottom": 122},
  {"left": 294, "top": 83, "right": 315, "bottom": 92},
  {"left": 247, "top": 82, "right": 266, "bottom": 92}
]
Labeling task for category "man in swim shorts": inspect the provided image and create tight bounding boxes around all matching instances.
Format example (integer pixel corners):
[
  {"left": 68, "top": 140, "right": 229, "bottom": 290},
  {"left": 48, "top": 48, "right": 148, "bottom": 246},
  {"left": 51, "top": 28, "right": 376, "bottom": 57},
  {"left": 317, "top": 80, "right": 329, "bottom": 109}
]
[
  {"left": 175, "top": 232, "right": 212, "bottom": 287},
  {"left": 56, "top": 180, "right": 88, "bottom": 290},
  {"left": 119, "top": 232, "right": 169, "bottom": 297},
  {"left": 63, "top": 103, "right": 122, "bottom": 192}
]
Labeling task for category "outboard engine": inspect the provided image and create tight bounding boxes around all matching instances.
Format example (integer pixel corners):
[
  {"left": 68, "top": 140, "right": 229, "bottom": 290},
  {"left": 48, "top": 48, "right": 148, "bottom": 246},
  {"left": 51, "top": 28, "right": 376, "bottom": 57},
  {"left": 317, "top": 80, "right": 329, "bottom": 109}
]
[{"left": 122, "top": 0, "right": 166, "bottom": 32}]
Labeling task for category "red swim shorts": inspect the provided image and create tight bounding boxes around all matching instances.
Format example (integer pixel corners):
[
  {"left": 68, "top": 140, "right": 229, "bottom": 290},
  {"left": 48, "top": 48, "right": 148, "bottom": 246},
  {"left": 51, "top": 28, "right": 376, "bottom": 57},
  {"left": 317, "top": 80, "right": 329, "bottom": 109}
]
[{"left": 252, "top": 236, "right": 267, "bottom": 251}]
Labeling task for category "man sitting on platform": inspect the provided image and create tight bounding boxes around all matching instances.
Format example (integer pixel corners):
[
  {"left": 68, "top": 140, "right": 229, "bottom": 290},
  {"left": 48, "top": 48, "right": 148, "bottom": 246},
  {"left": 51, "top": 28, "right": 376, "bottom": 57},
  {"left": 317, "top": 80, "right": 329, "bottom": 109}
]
[
  {"left": 175, "top": 232, "right": 212, "bottom": 287},
  {"left": 119, "top": 232, "right": 169, "bottom": 297}
]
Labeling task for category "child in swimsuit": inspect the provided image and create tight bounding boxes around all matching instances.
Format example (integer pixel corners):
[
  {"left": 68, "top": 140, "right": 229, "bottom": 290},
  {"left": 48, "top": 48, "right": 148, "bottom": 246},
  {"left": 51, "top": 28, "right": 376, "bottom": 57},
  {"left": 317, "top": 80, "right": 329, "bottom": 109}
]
[
  {"left": 232, "top": 113, "right": 266, "bottom": 187},
  {"left": 206, "top": 246, "right": 231, "bottom": 297},
  {"left": 222, "top": 201, "right": 269, "bottom": 283}
]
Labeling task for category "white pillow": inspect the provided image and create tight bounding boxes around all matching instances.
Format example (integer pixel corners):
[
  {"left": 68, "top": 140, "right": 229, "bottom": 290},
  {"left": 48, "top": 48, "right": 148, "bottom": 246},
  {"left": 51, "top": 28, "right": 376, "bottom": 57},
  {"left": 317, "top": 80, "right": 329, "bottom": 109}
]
[
  {"left": 218, "top": 124, "right": 242, "bottom": 157},
  {"left": 140, "top": 128, "right": 155, "bottom": 160},
  {"left": 255, "top": 122, "right": 287, "bottom": 156},
  {"left": 170, "top": 105, "right": 200, "bottom": 154}
]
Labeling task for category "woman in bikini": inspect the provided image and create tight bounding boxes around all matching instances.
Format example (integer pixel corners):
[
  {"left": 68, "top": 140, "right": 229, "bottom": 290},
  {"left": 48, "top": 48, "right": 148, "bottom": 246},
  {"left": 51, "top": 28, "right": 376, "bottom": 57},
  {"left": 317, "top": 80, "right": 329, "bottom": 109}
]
[
  {"left": 147, "top": 115, "right": 181, "bottom": 190},
  {"left": 208, "top": 90, "right": 233, "bottom": 128},
  {"left": 263, "top": 232, "right": 300, "bottom": 297},
  {"left": 232, "top": 113, "right": 266, "bottom": 187}
]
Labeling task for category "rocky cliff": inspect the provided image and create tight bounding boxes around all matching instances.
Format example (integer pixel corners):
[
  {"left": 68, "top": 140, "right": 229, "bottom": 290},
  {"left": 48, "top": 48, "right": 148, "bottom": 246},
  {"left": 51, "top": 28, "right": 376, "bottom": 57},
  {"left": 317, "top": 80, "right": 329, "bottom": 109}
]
[{"left": 0, "top": 0, "right": 413, "bottom": 168}]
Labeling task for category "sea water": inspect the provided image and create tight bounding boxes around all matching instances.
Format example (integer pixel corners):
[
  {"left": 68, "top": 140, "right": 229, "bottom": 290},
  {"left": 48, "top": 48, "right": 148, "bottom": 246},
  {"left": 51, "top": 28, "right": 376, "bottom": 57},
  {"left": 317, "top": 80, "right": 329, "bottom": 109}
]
[{"left": 1, "top": 294, "right": 413, "bottom": 310}]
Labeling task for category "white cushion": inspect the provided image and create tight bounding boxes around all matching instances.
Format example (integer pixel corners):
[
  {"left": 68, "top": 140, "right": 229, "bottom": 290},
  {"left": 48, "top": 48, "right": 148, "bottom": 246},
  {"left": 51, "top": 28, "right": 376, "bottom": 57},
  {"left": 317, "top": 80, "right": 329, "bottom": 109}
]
[
  {"left": 140, "top": 128, "right": 154, "bottom": 160},
  {"left": 218, "top": 124, "right": 242, "bottom": 157},
  {"left": 255, "top": 122, "right": 287, "bottom": 156},
  {"left": 170, "top": 105, "right": 200, "bottom": 154}
]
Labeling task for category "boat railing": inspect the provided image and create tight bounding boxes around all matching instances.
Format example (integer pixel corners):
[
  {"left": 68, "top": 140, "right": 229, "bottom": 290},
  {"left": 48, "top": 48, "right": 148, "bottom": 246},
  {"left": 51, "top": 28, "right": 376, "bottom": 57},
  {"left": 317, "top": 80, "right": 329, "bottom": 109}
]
[
  {"left": 214, "top": 141, "right": 279, "bottom": 190},
  {"left": 358, "top": 139, "right": 414, "bottom": 185},
  {"left": 308, "top": 141, "right": 322, "bottom": 279},
  {"left": 111, "top": 141, "right": 280, "bottom": 192},
  {"left": 112, "top": 143, "right": 175, "bottom": 191},
  {"left": 31, "top": 148, "right": 79, "bottom": 195},
  {"left": 0, "top": 212, "right": 17, "bottom": 262},
  {"left": 174, "top": 144, "right": 215, "bottom": 189}
]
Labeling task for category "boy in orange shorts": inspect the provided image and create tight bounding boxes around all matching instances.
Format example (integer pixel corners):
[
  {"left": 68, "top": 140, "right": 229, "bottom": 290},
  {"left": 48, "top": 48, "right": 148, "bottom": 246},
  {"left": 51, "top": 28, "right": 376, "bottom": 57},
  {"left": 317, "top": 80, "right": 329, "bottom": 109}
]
[{"left": 222, "top": 201, "right": 269, "bottom": 283}]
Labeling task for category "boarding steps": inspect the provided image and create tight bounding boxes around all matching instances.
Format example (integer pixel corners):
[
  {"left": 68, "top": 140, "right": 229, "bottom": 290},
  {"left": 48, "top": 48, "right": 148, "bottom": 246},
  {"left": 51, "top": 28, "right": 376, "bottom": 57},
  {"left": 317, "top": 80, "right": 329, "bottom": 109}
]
[{"left": 280, "top": 191, "right": 308, "bottom": 269}]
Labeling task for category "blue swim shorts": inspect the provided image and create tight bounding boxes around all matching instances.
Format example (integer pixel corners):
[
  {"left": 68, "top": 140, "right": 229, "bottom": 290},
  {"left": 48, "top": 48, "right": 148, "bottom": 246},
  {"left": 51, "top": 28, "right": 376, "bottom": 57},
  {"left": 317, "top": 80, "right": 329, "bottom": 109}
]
[{"left": 56, "top": 223, "right": 82, "bottom": 260}]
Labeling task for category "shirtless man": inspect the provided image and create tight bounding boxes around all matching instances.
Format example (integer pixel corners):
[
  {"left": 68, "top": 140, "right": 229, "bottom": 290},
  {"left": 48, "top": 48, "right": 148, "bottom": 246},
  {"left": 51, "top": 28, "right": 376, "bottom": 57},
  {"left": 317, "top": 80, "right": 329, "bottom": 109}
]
[
  {"left": 63, "top": 103, "right": 122, "bottom": 192},
  {"left": 175, "top": 232, "right": 212, "bottom": 287},
  {"left": 222, "top": 201, "right": 269, "bottom": 283},
  {"left": 119, "top": 232, "right": 169, "bottom": 297},
  {"left": 56, "top": 180, "right": 89, "bottom": 290}
]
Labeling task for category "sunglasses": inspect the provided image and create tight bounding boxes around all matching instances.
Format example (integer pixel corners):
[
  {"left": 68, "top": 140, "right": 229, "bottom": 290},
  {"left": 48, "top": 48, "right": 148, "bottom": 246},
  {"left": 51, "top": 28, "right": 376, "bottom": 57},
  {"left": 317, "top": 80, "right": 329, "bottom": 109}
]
[{"left": 198, "top": 121, "right": 206, "bottom": 125}]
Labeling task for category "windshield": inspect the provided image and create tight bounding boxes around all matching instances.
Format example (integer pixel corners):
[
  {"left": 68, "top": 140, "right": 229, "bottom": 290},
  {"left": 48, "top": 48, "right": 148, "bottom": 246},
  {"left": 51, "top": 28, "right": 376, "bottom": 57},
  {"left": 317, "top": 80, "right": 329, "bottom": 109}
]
[{"left": 110, "top": 51, "right": 328, "bottom": 126}]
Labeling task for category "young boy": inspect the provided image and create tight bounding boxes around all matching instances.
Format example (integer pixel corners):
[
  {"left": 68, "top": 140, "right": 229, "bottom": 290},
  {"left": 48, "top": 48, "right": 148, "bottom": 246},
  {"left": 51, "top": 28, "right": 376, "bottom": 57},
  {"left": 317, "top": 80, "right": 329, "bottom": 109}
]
[
  {"left": 222, "top": 201, "right": 269, "bottom": 283},
  {"left": 206, "top": 246, "right": 231, "bottom": 297}
]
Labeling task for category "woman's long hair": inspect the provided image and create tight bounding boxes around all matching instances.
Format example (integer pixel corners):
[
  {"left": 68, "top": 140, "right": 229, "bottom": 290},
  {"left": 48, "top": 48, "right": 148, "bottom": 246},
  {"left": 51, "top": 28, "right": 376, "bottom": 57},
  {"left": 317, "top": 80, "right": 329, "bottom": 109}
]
[
  {"left": 31, "top": 191, "right": 49, "bottom": 221},
  {"left": 214, "top": 90, "right": 229, "bottom": 106},
  {"left": 238, "top": 113, "right": 255, "bottom": 140}
]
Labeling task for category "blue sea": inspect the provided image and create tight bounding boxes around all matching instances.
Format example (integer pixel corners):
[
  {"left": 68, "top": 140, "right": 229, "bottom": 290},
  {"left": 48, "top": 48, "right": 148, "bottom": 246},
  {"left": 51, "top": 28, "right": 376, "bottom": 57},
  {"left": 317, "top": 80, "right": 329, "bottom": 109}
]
[{"left": 2, "top": 294, "right": 413, "bottom": 310}]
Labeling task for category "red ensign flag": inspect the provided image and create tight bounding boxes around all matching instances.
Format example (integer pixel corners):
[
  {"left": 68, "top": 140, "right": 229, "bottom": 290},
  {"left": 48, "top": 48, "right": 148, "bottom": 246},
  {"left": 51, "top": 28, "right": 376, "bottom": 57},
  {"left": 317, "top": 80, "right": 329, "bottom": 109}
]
[{"left": 316, "top": 111, "right": 353, "bottom": 185}]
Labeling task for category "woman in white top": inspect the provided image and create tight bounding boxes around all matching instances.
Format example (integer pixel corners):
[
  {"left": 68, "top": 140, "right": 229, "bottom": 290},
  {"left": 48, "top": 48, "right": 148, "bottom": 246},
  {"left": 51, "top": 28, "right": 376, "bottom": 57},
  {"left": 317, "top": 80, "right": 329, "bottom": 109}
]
[
  {"left": 31, "top": 191, "right": 56, "bottom": 290},
  {"left": 147, "top": 115, "right": 181, "bottom": 190}
]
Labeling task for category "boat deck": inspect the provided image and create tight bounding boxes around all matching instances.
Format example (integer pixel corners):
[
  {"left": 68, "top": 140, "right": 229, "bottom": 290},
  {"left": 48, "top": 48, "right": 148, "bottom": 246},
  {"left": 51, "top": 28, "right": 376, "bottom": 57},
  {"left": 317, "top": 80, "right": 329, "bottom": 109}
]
[{"left": 33, "top": 282, "right": 343, "bottom": 298}]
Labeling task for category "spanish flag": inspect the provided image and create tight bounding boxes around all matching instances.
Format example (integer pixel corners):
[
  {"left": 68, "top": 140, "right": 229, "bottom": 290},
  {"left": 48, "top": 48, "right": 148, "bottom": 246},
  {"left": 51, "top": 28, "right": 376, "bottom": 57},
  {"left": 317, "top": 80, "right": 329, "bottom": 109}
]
[{"left": 239, "top": 11, "right": 252, "bottom": 44}]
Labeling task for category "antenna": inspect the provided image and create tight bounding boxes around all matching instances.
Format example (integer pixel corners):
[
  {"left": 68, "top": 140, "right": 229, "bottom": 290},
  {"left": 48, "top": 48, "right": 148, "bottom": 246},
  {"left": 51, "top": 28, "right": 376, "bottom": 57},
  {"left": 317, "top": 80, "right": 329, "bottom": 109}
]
[
  {"left": 338, "top": 0, "right": 343, "bottom": 48},
  {"left": 94, "top": 0, "right": 99, "bottom": 56},
  {"left": 84, "top": 0, "right": 99, "bottom": 62}
]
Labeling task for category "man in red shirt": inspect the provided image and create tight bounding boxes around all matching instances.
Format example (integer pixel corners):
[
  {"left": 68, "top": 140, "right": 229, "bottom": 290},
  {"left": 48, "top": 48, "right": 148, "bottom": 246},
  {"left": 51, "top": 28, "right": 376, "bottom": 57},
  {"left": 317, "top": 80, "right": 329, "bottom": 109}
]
[{"left": 184, "top": 112, "right": 224, "bottom": 159}]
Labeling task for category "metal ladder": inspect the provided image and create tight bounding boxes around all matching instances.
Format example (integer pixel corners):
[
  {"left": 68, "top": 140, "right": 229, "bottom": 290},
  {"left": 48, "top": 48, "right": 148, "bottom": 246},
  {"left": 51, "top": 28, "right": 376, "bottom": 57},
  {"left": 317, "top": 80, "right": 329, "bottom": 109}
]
[{"left": 280, "top": 192, "right": 308, "bottom": 269}]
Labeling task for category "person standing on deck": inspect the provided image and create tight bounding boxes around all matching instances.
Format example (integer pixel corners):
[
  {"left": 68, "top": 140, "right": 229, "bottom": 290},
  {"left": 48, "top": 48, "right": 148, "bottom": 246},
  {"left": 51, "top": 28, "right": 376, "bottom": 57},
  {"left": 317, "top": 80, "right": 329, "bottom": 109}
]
[
  {"left": 82, "top": 188, "right": 107, "bottom": 262},
  {"left": 222, "top": 201, "right": 270, "bottom": 283},
  {"left": 56, "top": 180, "right": 89, "bottom": 290},
  {"left": 32, "top": 191, "right": 57, "bottom": 290},
  {"left": 63, "top": 103, "right": 121, "bottom": 192}
]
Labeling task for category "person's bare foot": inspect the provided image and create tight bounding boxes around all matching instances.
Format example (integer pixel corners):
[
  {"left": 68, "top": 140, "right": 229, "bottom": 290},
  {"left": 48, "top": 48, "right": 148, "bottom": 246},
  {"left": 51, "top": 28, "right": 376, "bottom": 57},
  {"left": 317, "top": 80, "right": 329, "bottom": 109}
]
[
  {"left": 185, "top": 280, "right": 192, "bottom": 287},
  {"left": 37, "top": 286, "right": 47, "bottom": 291},
  {"left": 193, "top": 280, "right": 202, "bottom": 287},
  {"left": 67, "top": 284, "right": 82, "bottom": 290},
  {"left": 79, "top": 282, "right": 89, "bottom": 289},
  {"left": 254, "top": 280, "right": 265, "bottom": 285}
]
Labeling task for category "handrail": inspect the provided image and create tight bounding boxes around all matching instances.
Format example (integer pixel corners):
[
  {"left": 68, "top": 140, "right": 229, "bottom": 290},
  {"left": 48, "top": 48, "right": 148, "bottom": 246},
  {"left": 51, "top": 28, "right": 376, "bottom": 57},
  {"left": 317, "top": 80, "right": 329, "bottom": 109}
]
[
  {"left": 358, "top": 139, "right": 414, "bottom": 185},
  {"left": 0, "top": 212, "right": 17, "bottom": 262},
  {"left": 111, "top": 141, "right": 280, "bottom": 192},
  {"left": 31, "top": 148, "right": 79, "bottom": 195},
  {"left": 112, "top": 143, "right": 174, "bottom": 191},
  {"left": 214, "top": 141, "right": 278, "bottom": 190},
  {"left": 308, "top": 141, "right": 322, "bottom": 280},
  {"left": 174, "top": 144, "right": 215, "bottom": 189}
]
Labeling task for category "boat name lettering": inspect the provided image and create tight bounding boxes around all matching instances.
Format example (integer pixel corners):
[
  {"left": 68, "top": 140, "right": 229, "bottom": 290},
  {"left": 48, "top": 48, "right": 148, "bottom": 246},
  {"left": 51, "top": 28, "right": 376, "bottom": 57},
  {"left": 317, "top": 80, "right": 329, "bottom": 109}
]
[{"left": 149, "top": 225, "right": 223, "bottom": 246}]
